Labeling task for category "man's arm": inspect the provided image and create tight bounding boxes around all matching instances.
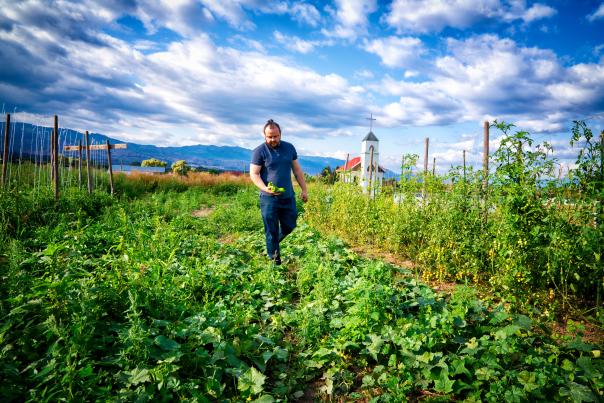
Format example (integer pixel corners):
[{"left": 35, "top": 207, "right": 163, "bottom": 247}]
[
  {"left": 249, "top": 164, "right": 279, "bottom": 195},
  {"left": 292, "top": 160, "right": 308, "bottom": 202}
]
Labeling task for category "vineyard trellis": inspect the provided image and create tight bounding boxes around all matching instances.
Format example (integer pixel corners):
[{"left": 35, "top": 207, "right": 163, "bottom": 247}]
[{"left": 0, "top": 113, "right": 126, "bottom": 200}]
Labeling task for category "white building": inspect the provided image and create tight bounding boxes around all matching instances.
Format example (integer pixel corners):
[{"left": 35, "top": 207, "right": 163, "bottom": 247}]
[{"left": 337, "top": 130, "right": 385, "bottom": 195}]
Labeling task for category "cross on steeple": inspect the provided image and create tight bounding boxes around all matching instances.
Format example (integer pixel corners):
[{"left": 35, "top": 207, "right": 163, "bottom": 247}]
[{"left": 366, "top": 112, "right": 376, "bottom": 132}]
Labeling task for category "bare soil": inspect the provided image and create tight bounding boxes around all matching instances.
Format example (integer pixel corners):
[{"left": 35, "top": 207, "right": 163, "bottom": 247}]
[{"left": 191, "top": 206, "right": 215, "bottom": 218}]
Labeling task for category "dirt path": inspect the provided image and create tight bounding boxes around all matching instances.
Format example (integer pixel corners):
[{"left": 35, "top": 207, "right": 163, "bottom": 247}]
[{"left": 191, "top": 206, "right": 215, "bottom": 218}]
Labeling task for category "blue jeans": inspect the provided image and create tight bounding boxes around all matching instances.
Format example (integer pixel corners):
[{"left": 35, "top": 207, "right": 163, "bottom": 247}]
[{"left": 259, "top": 195, "right": 297, "bottom": 259}]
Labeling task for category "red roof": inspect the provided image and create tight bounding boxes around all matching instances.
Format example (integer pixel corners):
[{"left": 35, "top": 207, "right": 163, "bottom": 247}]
[{"left": 336, "top": 156, "right": 361, "bottom": 171}]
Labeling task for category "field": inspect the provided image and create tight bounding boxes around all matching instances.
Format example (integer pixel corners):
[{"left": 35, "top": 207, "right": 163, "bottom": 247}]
[
  {"left": 1, "top": 165, "right": 603, "bottom": 402},
  {"left": 0, "top": 121, "right": 603, "bottom": 401}
]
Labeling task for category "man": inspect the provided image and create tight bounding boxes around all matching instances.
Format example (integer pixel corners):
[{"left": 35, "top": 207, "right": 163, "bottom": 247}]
[{"left": 250, "top": 119, "right": 308, "bottom": 265}]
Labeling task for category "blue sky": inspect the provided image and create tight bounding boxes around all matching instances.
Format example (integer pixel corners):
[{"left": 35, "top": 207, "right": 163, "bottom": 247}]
[{"left": 1, "top": 0, "right": 603, "bottom": 172}]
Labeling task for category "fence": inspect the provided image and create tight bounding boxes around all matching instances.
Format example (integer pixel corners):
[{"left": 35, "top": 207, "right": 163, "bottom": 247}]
[{"left": 0, "top": 113, "right": 127, "bottom": 201}]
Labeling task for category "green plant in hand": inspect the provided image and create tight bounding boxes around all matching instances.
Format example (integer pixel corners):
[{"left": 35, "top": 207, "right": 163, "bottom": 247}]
[{"left": 267, "top": 182, "right": 285, "bottom": 193}]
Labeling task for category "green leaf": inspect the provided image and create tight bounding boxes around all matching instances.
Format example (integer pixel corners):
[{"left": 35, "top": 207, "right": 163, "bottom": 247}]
[
  {"left": 313, "top": 347, "right": 334, "bottom": 358},
  {"left": 366, "top": 334, "right": 383, "bottom": 361},
  {"left": 362, "top": 375, "right": 375, "bottom": 387},
  {"left": 238, "top": 367, "right": 266, "bottom": 395},
  {"left": 517, "top": 371, "right": 539, "bottom": 392},
  {"left": 450, "top": 358, "right": 471, "bottom": 378},
  {"left": 513, "top": 315, "right": 532, "bottom": 329},
  {"left": 252, "top": 395, "right": 275, "bottom": 403},
  {"left": 453, "top": 316, "right": 467, "bottom": 328},
  {"left": 127, "top": 368, "right": 150, "bottom": 386},
  {"left": 576, "top": 356, "right": 596, "bottom": 378},
  {"left": 155, "top": 335, "right": 179, "bottom": 351},
  {"left": 494, "top": 325, "right": 521, "bottom": 340},
  {"left": 388, "top": 354, "right": 397, "bottom": 367},
  {"left": 434, "top": 370, "right": 455, "bottom": 394},
  {"left": 274, "top": 347, "right": 288, "bottom": 361},
  {"left": 78, "top": 364, "right": 93, "bottom": 378},
  {"left": 562, "top": 359, "right": 575, "bottom": 372},
  {"left": 566, "top": 340, "right": 594, "bottom": 352},
  {"left": 560, "top": 382, "right": 595, "bottom": 402}
]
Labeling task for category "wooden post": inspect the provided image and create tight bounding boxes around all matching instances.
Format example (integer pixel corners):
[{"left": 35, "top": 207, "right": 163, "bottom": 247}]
[
  {"left": 53, "top": 115, "right": 59, "bottom": 201},
  {"left": 423, "top": 137, "right": 429, "bottom": 200},
  {"left": 463, "top": 150, "right": 467, "bottom": 182},
  {"left": 598, "top": 131, "right": 604, "bottom": 310},
  {"left": 483, "top": 121, "right": 489, "bottom": 192},
  {"left": 600, "top": 131, "right": 603, "bottom": 192},
  {"left": 106, "top": 139, "right": 114, "bottom": 195},
  {"left": 78, "top": 139, "right": 83, "bottom": 188},
  {"left": 85, "top": 130, "right": 92, "bottom": 194},
  {"left": 432, "top": 157, "right": 436, "bottom": 176},
  {"left": 1, "top": 113, "right": 10, "bottom": 187},
  {"left": 344, "top": 153, "right": 349, "bottom": 183},
  {"left": 50, "top": 126, "right": 54, "bottom": 181},
  {"left": 463, "top": 150, "right": 467, "bottom": 206},
  {"left": 482, "top": 121, "right": 490, "bottom": 227},
  {"left": 368, "top": 145, "right": 374, "bottom": 195},
  {"left": 423, "top": 137, "right": 429, "bottom": 174}
]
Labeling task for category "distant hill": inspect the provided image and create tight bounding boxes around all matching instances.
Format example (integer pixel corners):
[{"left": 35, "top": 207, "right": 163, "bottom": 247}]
[{"left": 1, "top": 122, "right": 346, "bottom": 175}]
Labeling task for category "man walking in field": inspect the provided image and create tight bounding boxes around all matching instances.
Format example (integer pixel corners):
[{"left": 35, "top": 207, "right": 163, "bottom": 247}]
[{"left": 250, "top": 119, "right": 308, "bottom": 265}]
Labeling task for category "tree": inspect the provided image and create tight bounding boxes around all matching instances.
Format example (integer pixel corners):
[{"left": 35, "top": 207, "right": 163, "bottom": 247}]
[
  {"left": 141, "top": 158, "right": 167, "bottom": 167},
  {"left": 319, "top": 166, "right": 337, "bottom": 184},
  {"left": 570, "top": 120, "right": 603, "bottom": 196},
  {"left": 172, "top": 160, "right": 190, "bottom": 176}
]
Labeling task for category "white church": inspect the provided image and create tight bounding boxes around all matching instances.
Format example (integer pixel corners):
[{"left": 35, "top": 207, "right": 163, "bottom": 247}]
[{"left": 336, "top": 129, "right": 385, "bottom": 194}]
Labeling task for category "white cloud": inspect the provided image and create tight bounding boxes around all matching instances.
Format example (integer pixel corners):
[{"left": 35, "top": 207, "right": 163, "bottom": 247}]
[
  {"left": 296, "top": 148, "right": 350, "bottom": 160},
  {"left": 198, "top": 0, "right": 257, "bottom": 30},
  {"left": 587, "top": 3, "right": 604, "bottom": 22},
  {"left": 128, "top": 1, "right": 325, "bottom": 36},
  {"left": 229, "top": 34, "right": 266, "bottom": 52},
  {"left": 290, "top": 1, "right": 321, "bottom": 27},
  {"left": 385, "top": 0, "right": 556, "bottom": 33},
  {"left": 354, "top": 69, "right": 375, "bottom": 79},
  {"left": 363, "top": 36, "right": 426, "bottom": 68},
  {"left": 521, "top": 3, "right": 557, "bottom": 23},
  {"left": 386, "top": 0, "right": 499, "bottom": 33},
  {"left": 0, "top": 9, "right": 370, "bottom": 146},
  {"left": 377, "top": 35, "right": 604, "bottom": 133},
  {"left": 273, "top": 31, "right": 332, "bottom": 53},
  {"left": 322, "top": 0, "right": 378, "bottom": 40}
]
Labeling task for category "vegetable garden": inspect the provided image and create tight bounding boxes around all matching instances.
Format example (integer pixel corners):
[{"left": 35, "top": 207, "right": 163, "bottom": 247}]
[{"left": 0, "top": 120, "right": 603, "bottom": 401}]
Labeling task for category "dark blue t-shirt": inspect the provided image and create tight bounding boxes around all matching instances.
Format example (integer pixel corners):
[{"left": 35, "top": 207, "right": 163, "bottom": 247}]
[{"left": 251, "top": 141, "right": 298, "bottom": 198}]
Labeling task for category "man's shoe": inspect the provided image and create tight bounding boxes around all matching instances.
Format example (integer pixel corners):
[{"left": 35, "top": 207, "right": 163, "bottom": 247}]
[{"left": 273, "top": 256, "right": 282, "bottom": 266}]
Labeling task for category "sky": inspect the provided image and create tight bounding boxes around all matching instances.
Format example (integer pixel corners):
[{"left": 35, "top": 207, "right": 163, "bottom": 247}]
[{"left": 0, "top": 0, "right": 603, "bottom": 173}]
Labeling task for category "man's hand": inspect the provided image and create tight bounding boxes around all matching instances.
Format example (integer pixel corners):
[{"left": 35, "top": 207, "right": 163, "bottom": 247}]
[
  {"left": 300, "top": 190, "right": 308, "bottom": 203},
  {"left": 267, "top": 182, "right": 285, "bottom": 193},
  {"left": 264, "top": 187, "right": 282, "bottom": 196},
  {"left": 292, "top": 160, "right": 308, "bottom": 203}
]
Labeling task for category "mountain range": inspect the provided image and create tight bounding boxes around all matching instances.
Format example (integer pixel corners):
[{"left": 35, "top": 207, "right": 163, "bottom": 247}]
[{"left": 1, "top": 122, "right": 345, "bottom": 175}]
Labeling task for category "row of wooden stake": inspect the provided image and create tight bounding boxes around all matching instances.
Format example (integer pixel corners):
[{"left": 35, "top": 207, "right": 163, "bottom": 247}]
[{"left": 1, "top": 113, "right": 127, "bottom": 201}]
